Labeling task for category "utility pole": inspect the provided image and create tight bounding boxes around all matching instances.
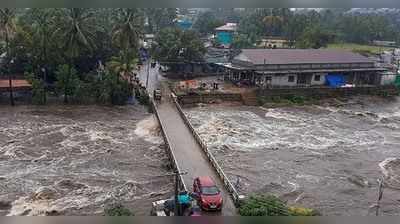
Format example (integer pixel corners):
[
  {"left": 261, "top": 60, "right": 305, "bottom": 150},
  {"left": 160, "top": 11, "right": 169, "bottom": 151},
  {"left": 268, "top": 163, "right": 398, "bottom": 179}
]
[
  {"left": 376, "top": 178, "right": 384, "bottom": 216},
  {"left": 173, "top": 171, "right": 188, "bottom": 216},
  {"left": 174, "top": 172, "right": 180, "bottom": 216}
]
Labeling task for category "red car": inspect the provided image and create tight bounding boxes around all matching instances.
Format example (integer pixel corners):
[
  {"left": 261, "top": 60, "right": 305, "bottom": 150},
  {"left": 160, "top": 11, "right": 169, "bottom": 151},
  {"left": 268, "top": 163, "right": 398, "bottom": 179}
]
[{"left": 193, "top": 176, "right": 223, "bottom": 211}]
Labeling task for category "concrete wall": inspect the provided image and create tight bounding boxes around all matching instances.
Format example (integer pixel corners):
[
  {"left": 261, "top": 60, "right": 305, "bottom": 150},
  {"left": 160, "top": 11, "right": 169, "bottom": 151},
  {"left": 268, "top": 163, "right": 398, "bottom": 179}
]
[
  {"left": 177, "top": 93, "right": 242, "bottom": 105},
  {"left": 265, "top": 74, "right": 297, "bottom": 86}
]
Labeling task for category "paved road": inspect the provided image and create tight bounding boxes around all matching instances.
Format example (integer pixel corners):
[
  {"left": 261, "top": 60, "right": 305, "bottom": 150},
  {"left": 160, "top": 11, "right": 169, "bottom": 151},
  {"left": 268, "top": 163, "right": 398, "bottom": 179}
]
[{"left": 155, "top": 86, "right": 237, "bottom": 216}]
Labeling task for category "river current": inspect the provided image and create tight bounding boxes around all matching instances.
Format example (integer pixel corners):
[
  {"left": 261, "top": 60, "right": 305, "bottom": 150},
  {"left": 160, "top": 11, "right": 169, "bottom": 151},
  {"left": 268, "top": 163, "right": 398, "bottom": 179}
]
[
  {"left": 184, "top": 96, "right": 400, "bottom": 215},
  {"left": 0, "top": 105, "right": 171, "bottom": 216}
]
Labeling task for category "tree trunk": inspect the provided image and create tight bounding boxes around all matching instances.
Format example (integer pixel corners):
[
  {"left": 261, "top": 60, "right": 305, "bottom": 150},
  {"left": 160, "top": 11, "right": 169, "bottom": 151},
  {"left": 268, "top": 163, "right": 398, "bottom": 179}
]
[
  {"left": 6, "top": 32, "right": 14, "bottom": 106},
  {"left": 64, "top": 59, "right": 73, "bottom": 104}
]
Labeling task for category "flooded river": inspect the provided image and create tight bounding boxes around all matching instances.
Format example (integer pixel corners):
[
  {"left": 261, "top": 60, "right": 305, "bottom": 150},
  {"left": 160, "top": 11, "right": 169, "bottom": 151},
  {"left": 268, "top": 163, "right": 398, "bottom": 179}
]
[
  {"left": 0, "top": 105, "right": 171, "bottom": 216},
  {"left": 184, "top": 96, "right": 400, "bottom": 215}
]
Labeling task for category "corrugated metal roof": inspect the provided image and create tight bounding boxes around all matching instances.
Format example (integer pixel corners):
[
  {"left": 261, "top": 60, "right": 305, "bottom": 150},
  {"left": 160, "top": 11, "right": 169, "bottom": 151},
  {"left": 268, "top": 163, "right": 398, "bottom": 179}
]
[
  {"left": 234, "top": 49, "right": 374, "bottom": 65},
  {"left": 215, "top": 23, "right": 237, "bottom": 31}
]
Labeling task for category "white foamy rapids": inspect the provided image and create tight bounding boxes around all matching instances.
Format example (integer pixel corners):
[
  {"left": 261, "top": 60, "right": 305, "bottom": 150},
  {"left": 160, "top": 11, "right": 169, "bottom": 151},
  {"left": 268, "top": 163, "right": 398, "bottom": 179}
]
[
  {"left": 185, "top": 108, "right": 383, "bottom": 153},
  {"left": 379, "top": 158, "right": 400, "bottom": 189},
  {"left": 7, "top": 185, "right": 107, "bottom": 216},
  {"left": 134, "top": 115, "right": 163, "bottom": 144}
]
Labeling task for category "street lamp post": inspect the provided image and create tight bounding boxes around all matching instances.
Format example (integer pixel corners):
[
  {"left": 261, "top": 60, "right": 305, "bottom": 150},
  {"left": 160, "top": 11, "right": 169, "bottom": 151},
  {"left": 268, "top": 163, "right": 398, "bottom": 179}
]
[
  {"left": 41, "top": 67, "right": 47, "bottom": 104},
  {"left": 146, "top": 58, "right": 150, "bottom": 89},
  {"left": 8, "top": 59, "right": 15, "bottom": 106}
]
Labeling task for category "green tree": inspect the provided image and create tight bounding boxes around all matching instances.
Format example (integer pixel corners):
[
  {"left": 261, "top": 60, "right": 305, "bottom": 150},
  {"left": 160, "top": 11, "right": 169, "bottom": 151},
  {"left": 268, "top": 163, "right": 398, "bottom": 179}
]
[
  {"left": 0, "top": 8, "right": 17, "bottom": 106},
  {"left": 193, "top": 11, "right": 224, "bottom": 36},
  {"left": 55, "top": 64, "right": 80, "bottom": 101},
  {"left": 232, "top": 34, "right": 254, "bottom": 49},
  {"left": 54, "top": 8, "right": 97, "bottom": 103},
  {"left": 152, "top": 28, "right": 206, "bottom": 67},
  {"left": 21, "top": 9, "right": 58, "bottom": 104},
  {"left": 145, "top": 8, "right": 177, "bottom": 33},
  {"left": 111, "top": 8, "right": 143, "bottom": 77},
  {"left": 296, "top": 25, "right": 334, "bottom": 49},
  {"left": 93, "top": 67, "right": 132, "bottom": 105}
]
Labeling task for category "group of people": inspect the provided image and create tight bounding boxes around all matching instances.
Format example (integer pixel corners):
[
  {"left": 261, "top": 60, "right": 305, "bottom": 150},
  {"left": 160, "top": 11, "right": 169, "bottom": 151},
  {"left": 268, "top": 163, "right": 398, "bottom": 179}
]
[{"left": 163, "top": 191, "right": 201, "bottom": 216}]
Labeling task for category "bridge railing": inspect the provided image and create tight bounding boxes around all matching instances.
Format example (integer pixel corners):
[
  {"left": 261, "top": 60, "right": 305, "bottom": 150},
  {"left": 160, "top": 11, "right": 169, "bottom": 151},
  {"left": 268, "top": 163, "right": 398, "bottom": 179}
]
[
  {"left": 151, "top": 98, "right": 187, "bottom": 192},
  {"left": 170, "top": 93, "right": 244, "bottom": 207}
]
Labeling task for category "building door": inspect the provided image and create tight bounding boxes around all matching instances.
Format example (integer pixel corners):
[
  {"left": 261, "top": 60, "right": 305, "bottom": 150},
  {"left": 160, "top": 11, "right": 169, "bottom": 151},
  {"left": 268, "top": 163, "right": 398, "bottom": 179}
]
[{"left": 297, "top": 74, "right": 307, "bottom": 85}]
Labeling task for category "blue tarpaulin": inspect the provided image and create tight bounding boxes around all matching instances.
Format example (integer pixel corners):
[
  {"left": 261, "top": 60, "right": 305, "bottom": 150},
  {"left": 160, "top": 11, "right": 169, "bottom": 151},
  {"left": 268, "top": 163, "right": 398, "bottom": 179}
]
[{"left": 326, "top": 74, "right": 345, "bottom": 87}]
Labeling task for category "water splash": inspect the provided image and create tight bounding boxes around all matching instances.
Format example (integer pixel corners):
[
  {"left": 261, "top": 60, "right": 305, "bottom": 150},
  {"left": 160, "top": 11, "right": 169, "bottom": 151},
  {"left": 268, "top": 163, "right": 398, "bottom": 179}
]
[{"left": 134, "top": 115, "right": 163, "bottom": 144}]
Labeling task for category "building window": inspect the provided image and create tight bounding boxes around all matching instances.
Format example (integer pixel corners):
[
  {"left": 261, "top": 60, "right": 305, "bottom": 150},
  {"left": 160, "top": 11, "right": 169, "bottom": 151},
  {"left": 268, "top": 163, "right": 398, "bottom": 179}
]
[
  {"left": 314, "top": 75, "right": 321, "bottom": 81},
  {"left": 288, "top": 75, "right": 295, "bottom": 82}
]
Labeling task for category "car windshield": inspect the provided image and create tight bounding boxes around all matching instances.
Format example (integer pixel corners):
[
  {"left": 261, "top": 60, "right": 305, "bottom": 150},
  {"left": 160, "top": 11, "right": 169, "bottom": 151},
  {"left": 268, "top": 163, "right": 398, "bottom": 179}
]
[{"left": 201, "top": 186, "right": 220, "bottom": 195}]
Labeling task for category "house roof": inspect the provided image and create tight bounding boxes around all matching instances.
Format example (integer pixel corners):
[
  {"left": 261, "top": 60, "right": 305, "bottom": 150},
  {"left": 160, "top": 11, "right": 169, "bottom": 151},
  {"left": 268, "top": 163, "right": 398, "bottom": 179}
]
[
  {"left": 215, "top": 23, "right": 237, "bottom": 32},
  {"left": 234, "top": 49, "right": 374, "bottom": 65}
]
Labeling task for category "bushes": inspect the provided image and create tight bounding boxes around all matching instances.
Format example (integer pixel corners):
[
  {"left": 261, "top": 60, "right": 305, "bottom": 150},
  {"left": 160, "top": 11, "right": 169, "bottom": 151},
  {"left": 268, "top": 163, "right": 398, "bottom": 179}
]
[
  {"left": 239, "top": 194, "right": 289, "bottom": 216},
  {"left": 238, "top": 194, "right": 320, "bottom": 216},
  {"left": 104, "top": 203, "right": 134, "bottom": 216},
  {"left": 258, "top": 95, "right": 318, "bottom": 106},
  {"left": 26, "top": 64, "right": 136, "bottom": 106}
]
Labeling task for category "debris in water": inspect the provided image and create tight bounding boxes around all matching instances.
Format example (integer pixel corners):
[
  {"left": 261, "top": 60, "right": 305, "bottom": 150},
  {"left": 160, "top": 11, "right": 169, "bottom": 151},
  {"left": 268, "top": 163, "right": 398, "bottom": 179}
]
[{"left": 347, "top": 175, "right": 370, "bottom": 188}]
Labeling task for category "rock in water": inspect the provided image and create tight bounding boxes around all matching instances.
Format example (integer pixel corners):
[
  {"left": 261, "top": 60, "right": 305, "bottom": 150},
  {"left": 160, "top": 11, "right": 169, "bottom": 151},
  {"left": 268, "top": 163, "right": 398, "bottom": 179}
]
[{"left": 0, "top": 200, "right": 11, "bottom": 210}]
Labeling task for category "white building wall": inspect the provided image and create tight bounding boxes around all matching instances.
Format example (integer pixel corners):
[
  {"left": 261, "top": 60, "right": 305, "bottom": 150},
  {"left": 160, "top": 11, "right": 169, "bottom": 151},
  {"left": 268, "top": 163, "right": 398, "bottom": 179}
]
[
  {"left": 311, "top": 73, "right": 326, "bottom": 85},
  {"left": 268, "top": 74, "right": 298, "bottom": 86}
]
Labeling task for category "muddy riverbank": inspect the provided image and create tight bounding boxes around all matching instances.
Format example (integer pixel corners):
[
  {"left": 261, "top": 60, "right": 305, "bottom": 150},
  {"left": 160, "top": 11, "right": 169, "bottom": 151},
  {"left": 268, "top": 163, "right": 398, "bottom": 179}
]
[
  {"left": 0, "top": 105, "right": 172, "bottom": 216},
  {"left": 184, "top": 96, "right": 400, "bottom": 215}
]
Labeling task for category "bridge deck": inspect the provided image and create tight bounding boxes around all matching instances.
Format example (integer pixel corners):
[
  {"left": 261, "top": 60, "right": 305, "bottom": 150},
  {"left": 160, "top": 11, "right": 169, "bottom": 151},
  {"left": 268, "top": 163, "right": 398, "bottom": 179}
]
[{"left": 155, "top": 91, "right": 237, "bottom": 216}]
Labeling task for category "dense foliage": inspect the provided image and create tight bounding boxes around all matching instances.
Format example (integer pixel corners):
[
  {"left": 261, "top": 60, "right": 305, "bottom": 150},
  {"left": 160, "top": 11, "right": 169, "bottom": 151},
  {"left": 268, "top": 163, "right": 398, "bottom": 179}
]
[
  {"left": 152, "top": 28, "right": 206, "bottom": 63},
  {"left": 236, "top": 8, "right": 400, "bottom": 48},
  {"left": 0, "top": 8, "right": 150, "bottom": 105},
  {"left": 1, "top": 8, "right": 399, "bottom": 105},
  {"left": 239, "top": 194, "right": 289, "bottom": 216},
  {"left": 193, "top": 11, "right": 224, "bottom": 36},
  {"left": 239, "top": 194, "right": 320, "bottom": 216}
]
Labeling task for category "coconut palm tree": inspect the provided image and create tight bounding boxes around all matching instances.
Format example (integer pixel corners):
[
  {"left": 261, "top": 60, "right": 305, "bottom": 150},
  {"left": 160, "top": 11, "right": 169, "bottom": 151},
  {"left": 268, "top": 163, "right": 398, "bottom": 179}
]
[
  {"left": 25, "top": 8, "right": 57, "bottom": 104},
  {"left": 54, "top": 8, "right": 97, "bottom": 103},
  {"left": 0, "top": 8, "right": 17, "bottom": 106},
  {"left": 111, "top": 8, "right": 143, "bottom": 77}
]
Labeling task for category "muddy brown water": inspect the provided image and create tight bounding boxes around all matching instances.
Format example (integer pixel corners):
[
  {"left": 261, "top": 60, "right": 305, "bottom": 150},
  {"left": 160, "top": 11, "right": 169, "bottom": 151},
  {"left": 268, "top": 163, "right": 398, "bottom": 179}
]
[
  {"left": 0, "top": 105, "right": 172, "bottom": 216},
  {"left": 184, "top": 96, "right": 400, "bottom": 215}
]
